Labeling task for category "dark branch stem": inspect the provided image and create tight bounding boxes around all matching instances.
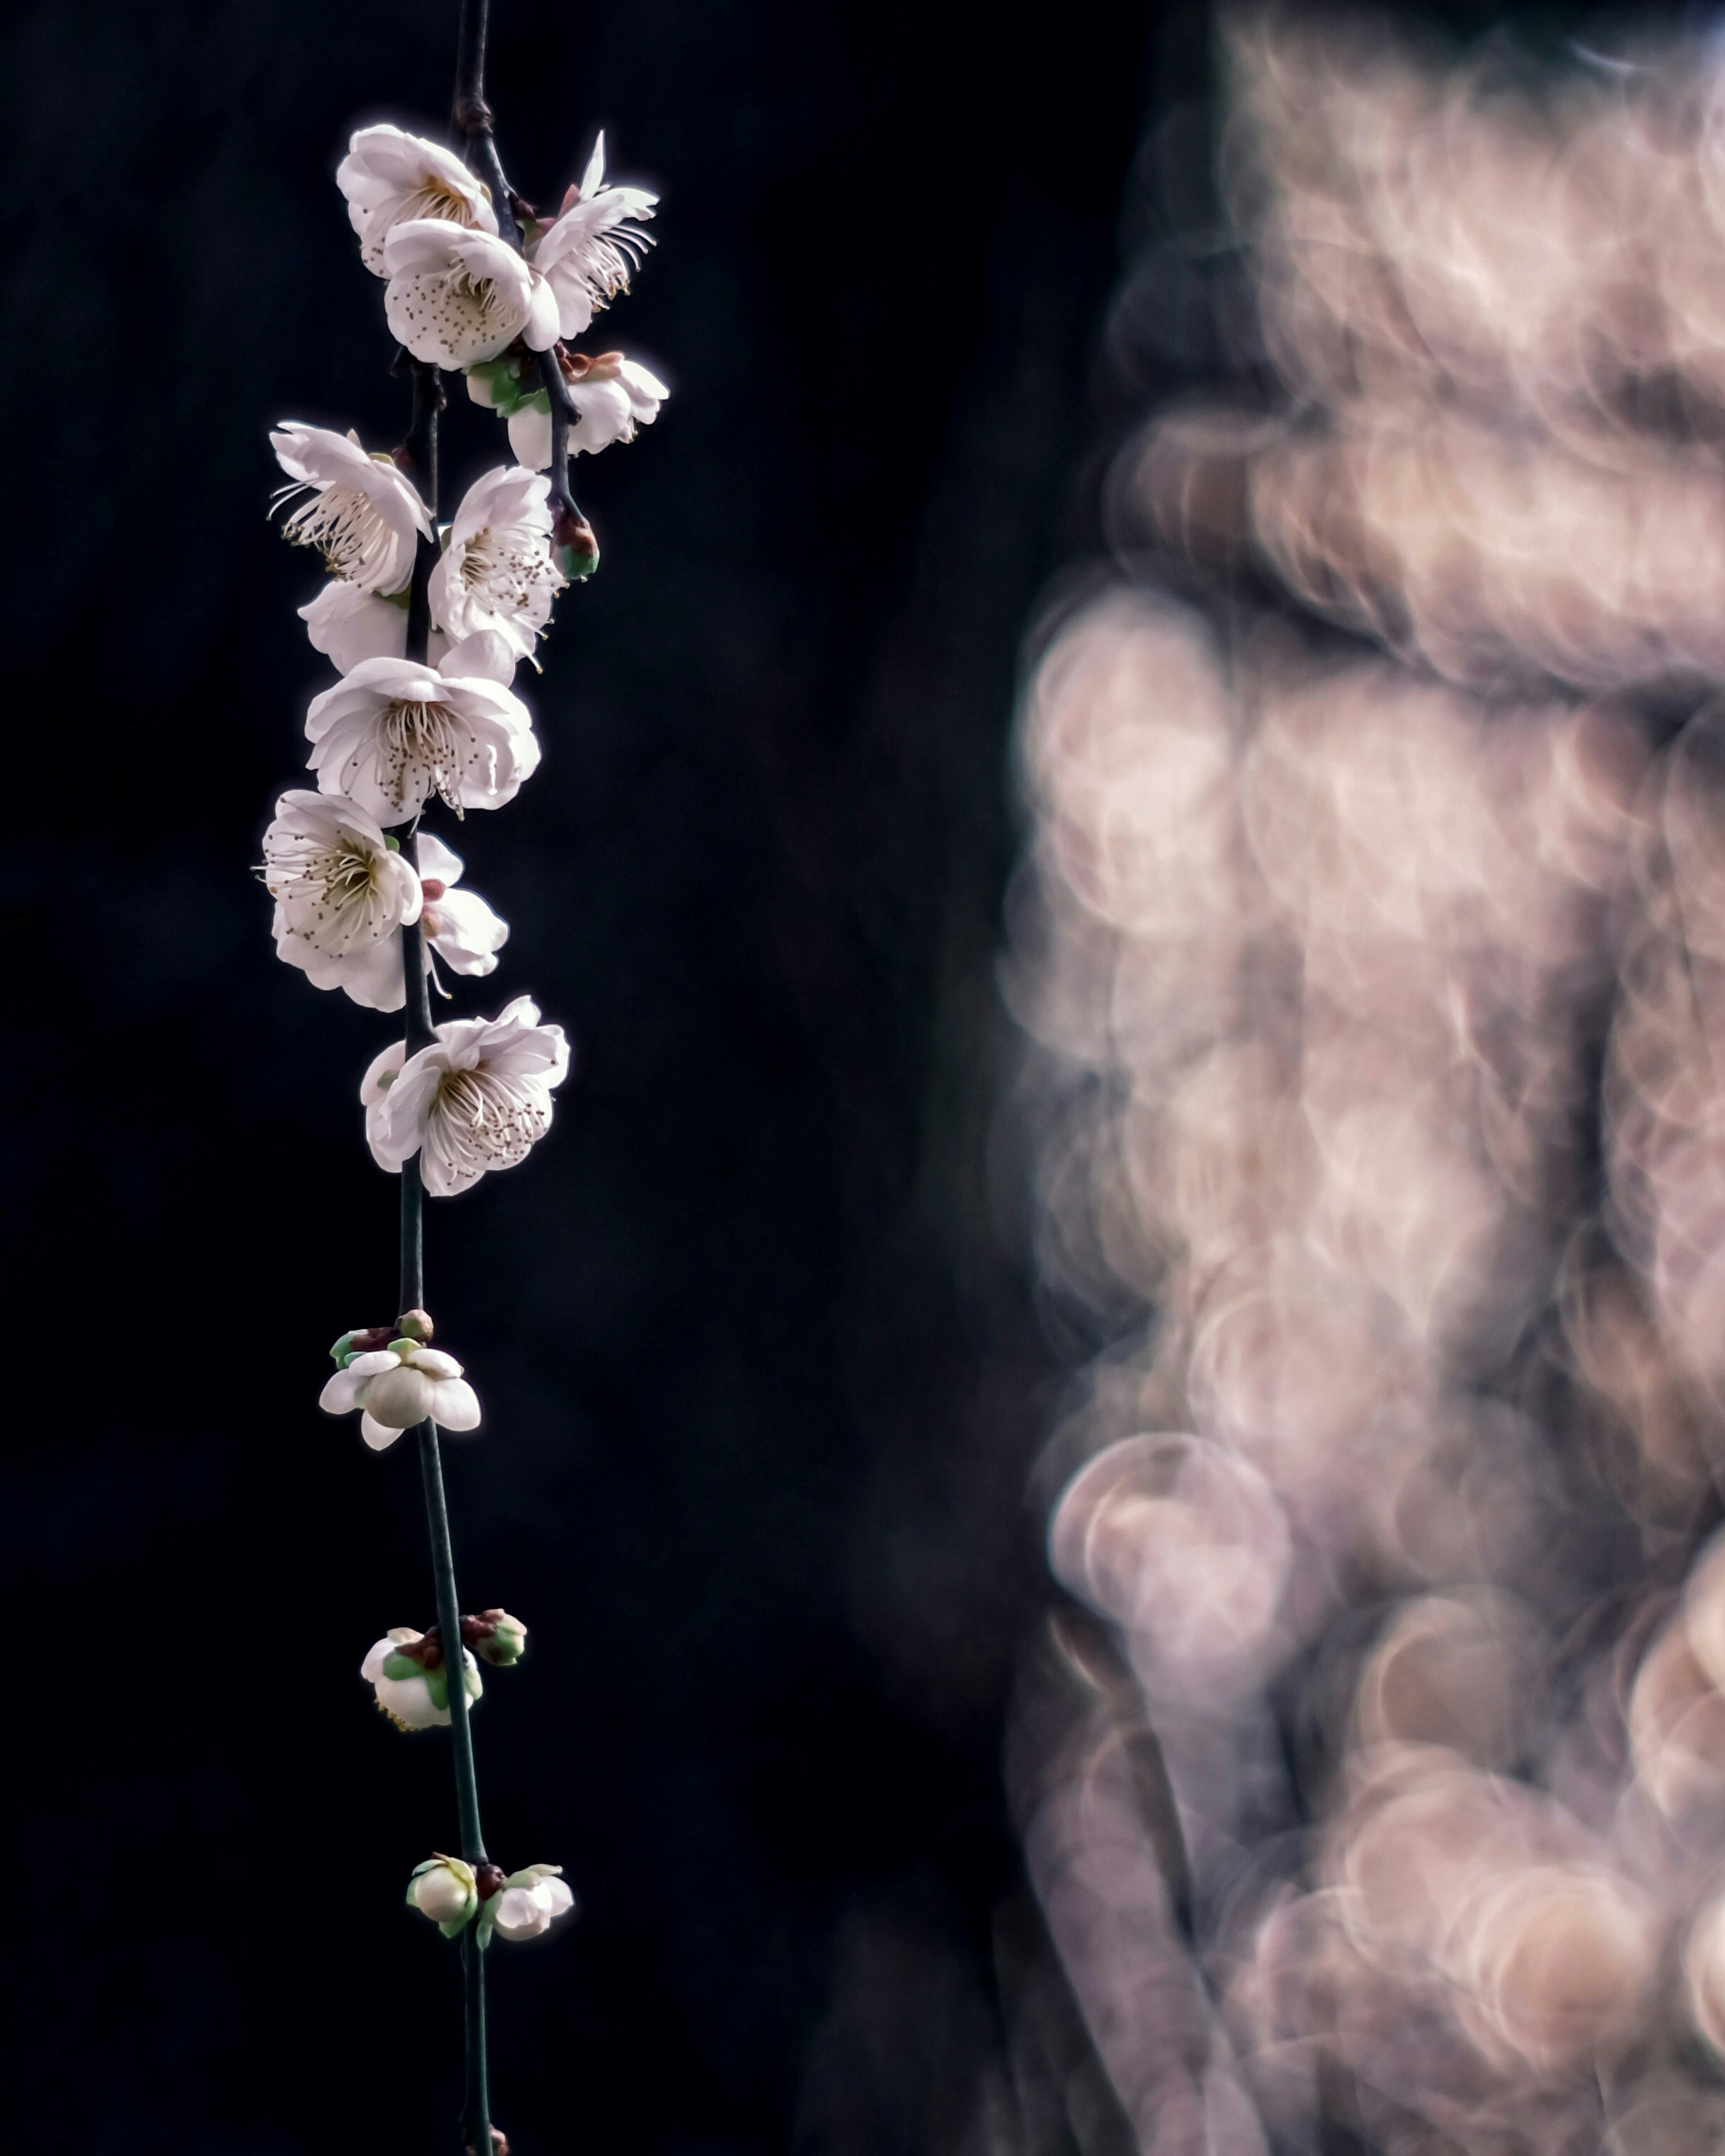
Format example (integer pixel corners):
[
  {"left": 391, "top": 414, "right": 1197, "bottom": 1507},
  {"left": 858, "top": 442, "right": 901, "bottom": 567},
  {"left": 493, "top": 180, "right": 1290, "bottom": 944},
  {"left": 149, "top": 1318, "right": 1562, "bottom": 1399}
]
[
  {"left": 454, "top": 0, "right": 521, "bottom": 252},
  {"left": 394, "top": 235, "right": 493, "bottom": 2156}
]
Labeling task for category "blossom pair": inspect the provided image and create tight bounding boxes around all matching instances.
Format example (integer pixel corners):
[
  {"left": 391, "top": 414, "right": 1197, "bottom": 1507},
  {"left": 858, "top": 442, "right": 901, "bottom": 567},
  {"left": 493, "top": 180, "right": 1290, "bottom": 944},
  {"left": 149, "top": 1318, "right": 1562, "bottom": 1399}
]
[
  {"left": 339, "top": 123, "right": 654, "bottom": 356},
  {"left": 360, "top": 1611, "right": 526, "bottom": 1730},
  {"left": 265, "top": 796, "right": 505, "bottom": 1009},
  {"left": 408, "top": 1854, "right": 574, "bottom": 1944},
  {"left": 275, "top": 425, "right": 563, "bottom": 681}
]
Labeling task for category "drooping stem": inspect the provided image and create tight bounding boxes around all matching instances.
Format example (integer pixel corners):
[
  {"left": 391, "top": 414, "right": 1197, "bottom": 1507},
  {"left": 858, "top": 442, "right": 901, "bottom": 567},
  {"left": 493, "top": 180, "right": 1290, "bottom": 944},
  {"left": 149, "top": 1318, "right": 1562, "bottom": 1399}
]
[{"left": 394, "top": 298, "right": 494, "bottom": 2156}]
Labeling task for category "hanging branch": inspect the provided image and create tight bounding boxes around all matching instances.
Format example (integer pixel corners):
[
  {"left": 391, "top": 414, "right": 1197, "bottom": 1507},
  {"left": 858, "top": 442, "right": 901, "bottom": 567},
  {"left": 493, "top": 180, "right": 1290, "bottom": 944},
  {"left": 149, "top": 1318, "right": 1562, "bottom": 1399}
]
[{"left": 257, "top": 6, "right": 668, "bottom": 2148}]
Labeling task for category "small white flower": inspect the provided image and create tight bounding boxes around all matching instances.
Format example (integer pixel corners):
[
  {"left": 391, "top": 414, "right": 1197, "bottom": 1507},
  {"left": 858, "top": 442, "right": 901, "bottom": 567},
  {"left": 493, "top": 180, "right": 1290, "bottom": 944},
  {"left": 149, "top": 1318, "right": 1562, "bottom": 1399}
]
[
  {"left": 416, "top": 831, "right": 509, "bottom": 978},
  {"left": 305, "top": 655, "right": 540, "bottom": 826},
  {"left": 320, "top": 1341, "right": 482, "bottom": 1450},
  {"left": 337, "top": 123, "right": 499, "bottom": 274},
  {"left": 362, "top": 995, "right": 570, "bottom": 1198},
  {"left": 361, "top": 1626, "right": 483, "bottom": 1730},
  {"left": 383, "top": 220, "right": 560, "bottom": 369},
  {"left": 428, "top": 466, "right": 565, "bottom": 660},
  {"left": 271, "top": 423, "right": 432, "bottom": 595},
  {"left": 504, "top": 353, "right": 669, "bottom": 469},
  {"left": 407, "top": 1854, "right": 479, "bottom": 1934},
  {"left": 528, "top": 134, "right": 657, "bottom": 340},
  {"left": 483, "top": 1864, "right": 575, "bottom": 1943},
  {"left": 262, "top": 789, "right": 423, "bottom": 1010}
]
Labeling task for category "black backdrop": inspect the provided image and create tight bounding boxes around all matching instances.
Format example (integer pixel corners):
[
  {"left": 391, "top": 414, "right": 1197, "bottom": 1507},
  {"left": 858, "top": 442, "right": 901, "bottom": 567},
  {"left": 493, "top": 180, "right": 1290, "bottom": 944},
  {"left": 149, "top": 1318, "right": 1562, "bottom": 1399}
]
[{"left": 3, "top": 1, "right": 1168, "bottom": 2149}]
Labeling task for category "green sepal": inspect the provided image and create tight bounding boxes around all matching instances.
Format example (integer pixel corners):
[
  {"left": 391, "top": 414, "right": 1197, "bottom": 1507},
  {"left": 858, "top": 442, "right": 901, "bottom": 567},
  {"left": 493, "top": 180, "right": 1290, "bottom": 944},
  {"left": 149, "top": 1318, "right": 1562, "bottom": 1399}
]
[
  {"left": 330, "top": 1331, "right": 357, "bottom": 1366},
  {"left": 464, "top": 361, "right": 540, "bottom": 419},
  {"left": 556, "top": 541, "right": 599, "bottom": 582},
  {"left": 386, "top": 1338, "right": 416, "bottom": 1357},
  {"left": 381, "top": 1651, "right": 425, "bottom": 1682},
  {"left": 438, "top": 1912, "right": 475, "bottom": 1939},
  {"left": 384, "top": 835, "right": 401, "bottom": 852},
  {"left": 424, "top": 1666, "right": 450, "bottom": 1711}
]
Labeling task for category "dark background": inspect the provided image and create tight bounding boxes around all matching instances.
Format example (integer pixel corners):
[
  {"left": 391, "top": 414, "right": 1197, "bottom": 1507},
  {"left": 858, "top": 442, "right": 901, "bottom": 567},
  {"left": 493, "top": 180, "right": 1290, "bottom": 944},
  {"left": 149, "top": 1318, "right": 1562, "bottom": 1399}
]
[{"left": 0, "top": 1, "right": 1182, "bottom": 2149}]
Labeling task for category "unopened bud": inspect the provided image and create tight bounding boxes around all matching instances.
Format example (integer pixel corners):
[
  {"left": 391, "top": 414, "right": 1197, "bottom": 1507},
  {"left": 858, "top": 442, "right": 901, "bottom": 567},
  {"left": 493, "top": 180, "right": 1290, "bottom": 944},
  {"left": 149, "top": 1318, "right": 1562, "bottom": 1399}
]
[
  {"left": 466, "top": 2128, "right": 509, "bottom": 2156},
  {"left": 552, "top": 505, "right": 599, "bottom": 581},
  {"left": 463, "top": 1609, "right": 528, "bottom": 1667},
  {"left": 395, "top": 1308, "right": 434, "bottom": 1341},
  {"left": 407, "top": 1854, "right": 478, "bottom": 1935},
  {"left": 475, "top": 1862, "right": 508, "bottom": 1901}
]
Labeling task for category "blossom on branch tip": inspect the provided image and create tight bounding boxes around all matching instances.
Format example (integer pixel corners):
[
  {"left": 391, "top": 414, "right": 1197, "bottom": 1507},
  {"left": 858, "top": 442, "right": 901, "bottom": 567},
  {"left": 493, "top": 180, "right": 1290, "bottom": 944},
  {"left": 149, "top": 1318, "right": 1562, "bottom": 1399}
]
[
  {"left": 338, "top": 123, "right": 498, "bottom": 274},
  {"left": 407, "top": 1855, "right": 480, "bottom": 1935},
  {"left": 478, "top": 1864, "right": 575, "bottom": 1945},
  {"left": 361, "top": 1626, "right": 483, "bottom": 1730},
  {"left": 504, "top": 352, "right": 668, "bottom": 471},
  {"left": 428, "top": 467, "right": 565, "bottom": 659},
  {"left": 383, "top": 221, "right": 559, "bottom": 369},
  {"left": 319, "top": 1339, "right": 482, "bottom": 1449},
  {"left": 416, "top": 832, "right": 509, "bottom": 978},
  {"left": 362, "top": 995, "right": 571, "bottom": 1197},
  {"left": 305, "top": 656, "right": 539, "bottom": 825},
  {"left": 527, "top": 133, "right": 657, "bottom": 340},
  {"left": 261, "top": 790, "right": 422, "bottom": 1010},
  {"left": 271, "top": 422, "right": 431, "bottom": 595}
]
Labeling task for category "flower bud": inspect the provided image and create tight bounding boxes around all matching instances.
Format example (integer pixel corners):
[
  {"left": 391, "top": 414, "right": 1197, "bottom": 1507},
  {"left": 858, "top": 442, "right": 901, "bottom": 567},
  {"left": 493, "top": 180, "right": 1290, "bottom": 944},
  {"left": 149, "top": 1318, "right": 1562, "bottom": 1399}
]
[
  {"left": 395, "top": 1308, "right": 435, "bottom": 1341},
  {"left": 464, "top": 1609, "right": 528, "bottom": 1667},
  {"left": 363, "top": 1361, "right": 436, "bottom": 1429},
  {"left": 407, "top": 1854, "right": 478, "bottom": 1935},
  {"left": 552, "top": 504, "right": 599, "bottom": 581}
]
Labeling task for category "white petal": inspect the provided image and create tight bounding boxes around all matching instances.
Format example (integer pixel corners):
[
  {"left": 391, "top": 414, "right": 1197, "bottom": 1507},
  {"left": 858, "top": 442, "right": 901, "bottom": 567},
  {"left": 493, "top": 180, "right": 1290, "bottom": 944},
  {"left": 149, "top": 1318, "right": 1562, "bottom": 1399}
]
[
  {"left": 361, "top": 1412, "right": 404, "bottom": 1451},
  {"left": 415, "top": 831, "right": 465, "bottom": 888},
  {"left": 430, "top": 1378, "right": 482, "bottom": 1432}
]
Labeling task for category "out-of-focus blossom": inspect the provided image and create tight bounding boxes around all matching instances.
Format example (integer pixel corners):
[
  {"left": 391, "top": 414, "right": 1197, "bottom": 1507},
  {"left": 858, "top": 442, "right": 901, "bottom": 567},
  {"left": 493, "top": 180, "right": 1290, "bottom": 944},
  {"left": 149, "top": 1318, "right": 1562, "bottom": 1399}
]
[
  {"left": 527, "top": 134, "right": 655, "bottom": 340},
  {"left": 415, "top": 831, "right": 508, "bottom": 978},
  {"left": 271, "top": 423, "right": 431, "bottom": 595},
  {"left": 337, "top": 123, "right": 498, "bottom": 273},
  {"left": 465, "top": 1609, "right": 527, "bottom": 1667},
  {"left": 261, "top": 788, "right": 423, "bottom": 1009},
  {"left": 360, "top": 1626, "right": 482, "bottom": 1730},
  {"left": 304, "top": 655, "right": 539, "bottom": 826},
  {"left": 427, "top": 466, "right": 563, "bottom": 659},
  {"left": 382, "top": 221, "right": 560, "bottom": 369},
  {"left": 502, "top": 353, "right": 668, "bottom": 470},
  {"left": 361, "top": 996, "right": 569, "bottom": 1197}
]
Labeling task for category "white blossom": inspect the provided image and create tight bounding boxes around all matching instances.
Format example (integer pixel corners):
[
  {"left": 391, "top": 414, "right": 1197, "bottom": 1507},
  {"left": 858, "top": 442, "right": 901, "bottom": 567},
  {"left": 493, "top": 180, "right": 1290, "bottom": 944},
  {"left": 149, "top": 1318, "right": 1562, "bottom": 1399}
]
[
  {"left": 262, "top": 789, "right": 423, "bottom": 1009},
  {"left": 383, "top": 220, "right": 560, "bottom": 369},
  {"left": 482, "top": 1864, "right": 575, "bottom": 1943},
  {"left": 416, "top": 831, "right": 509, "bottom": 977},
  {"left": 504, "top": 354, "right": 668, "bottom": 470},
  {"left": 407, "top": 1855, "right": 479, "bottom": 1934},
  {"left": 319, "top": 1341, "right": 482, "bottom": 1450},
  {"left": 362, "top": 995, "right": 570, "bottom": 1198},
  {"left": 360, "top": 1627, "right": 483, "bottom": 1731},
  {"left": 299, "top": 581, "right": 411, "bottom": 674},
  {"left": 337, "top": 123, "right": 499, "bottom": 274},
  {"left": 305, "top": 655, "right": 539, "bottom": 825},
  {"left": 528, "top": 134, "right": 657, "bottom": 340},
  {"left": 271, "top": 423, "right": 432, "bottom": 595},
  {"left": 428, "top": 466, "right": 564, "bottom": 659}
]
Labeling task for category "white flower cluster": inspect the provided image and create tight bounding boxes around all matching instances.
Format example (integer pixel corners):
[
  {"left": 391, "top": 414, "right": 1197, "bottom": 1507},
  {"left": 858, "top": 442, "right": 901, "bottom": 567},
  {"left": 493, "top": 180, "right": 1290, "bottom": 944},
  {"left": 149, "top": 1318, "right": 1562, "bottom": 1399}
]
[{"left": 339, "top": 123, "right": 667, "bottom": 471}]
